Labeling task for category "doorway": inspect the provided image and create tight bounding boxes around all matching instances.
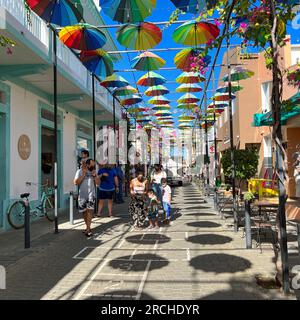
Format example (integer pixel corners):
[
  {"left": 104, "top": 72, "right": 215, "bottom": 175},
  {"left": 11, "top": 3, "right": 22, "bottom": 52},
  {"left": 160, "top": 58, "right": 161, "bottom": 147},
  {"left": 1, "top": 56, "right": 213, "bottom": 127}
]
[{"left": 0, "top": 112, "right": 7, "bottom": 228}]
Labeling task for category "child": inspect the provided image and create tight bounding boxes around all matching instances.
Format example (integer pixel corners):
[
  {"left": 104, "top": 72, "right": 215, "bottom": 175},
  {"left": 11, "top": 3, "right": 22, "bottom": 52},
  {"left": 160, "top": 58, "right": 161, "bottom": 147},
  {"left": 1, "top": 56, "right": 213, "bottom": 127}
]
[
  {"left": 147, "top": 189, "right": 159, "bottom": 229},
  {"left": 161, "top": 178, "right": 172, "bottom": 224}
]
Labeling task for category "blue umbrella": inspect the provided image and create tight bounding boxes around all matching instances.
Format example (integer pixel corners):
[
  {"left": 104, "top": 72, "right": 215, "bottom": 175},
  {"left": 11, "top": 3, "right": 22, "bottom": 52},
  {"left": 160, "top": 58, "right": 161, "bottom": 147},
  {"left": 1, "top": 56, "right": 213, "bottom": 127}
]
[{"left": 170, "top": 0, "right": 218, "bottom": 14}]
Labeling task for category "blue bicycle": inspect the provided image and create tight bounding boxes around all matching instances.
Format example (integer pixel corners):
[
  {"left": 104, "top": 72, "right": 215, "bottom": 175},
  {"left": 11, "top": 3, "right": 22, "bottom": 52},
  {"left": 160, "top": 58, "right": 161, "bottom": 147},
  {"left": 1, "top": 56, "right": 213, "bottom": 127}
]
[{"left": 7, "top": 181, "right": 55, "bottom": 229}]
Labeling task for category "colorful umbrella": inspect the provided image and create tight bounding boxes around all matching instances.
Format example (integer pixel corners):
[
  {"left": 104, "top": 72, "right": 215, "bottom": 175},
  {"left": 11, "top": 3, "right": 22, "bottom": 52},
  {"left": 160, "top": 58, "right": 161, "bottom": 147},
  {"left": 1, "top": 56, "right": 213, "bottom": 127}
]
[
  {"left": 155, "top": 110, "right": 172, "bottom": 117},
  {"left": 176, "top": 71, "right": 205, "bottom": 83},
  {"left": 152, "top": 105, "right": 171, "bottom": 111},
  {"left": 176, "top": 83, "right": 202, "bottom": 93},
  {"left": 149, "top": 95, "right": 170, "bottom": 105},
  {"left": 207, "top": 108, "right": 224, "bottom": 114},
  {"left": 116, "top": 22, "right": 162, "bottom": 50},
  {"left": 217, "top": 82, "right": 243, "bottom": 93},
  {"left": 223, "top": 67, "right": 255, "bottom": 82},
  {"left": 177, "top": 103, "right": 198, "bottom": 110},
  {"left": 126, "top": 106, "right": 147, "bottom": 113},
  {"left": 120, "top": 95, "right": 143, "bottom": 106},
  {"left": 173, "top": 20, "right": 220, "bottom": 46},
  {"left": 131, "top": 51, "right": 166, "bottom": 71},
  {"left": 144, "top": 85, "right": 169, "bottom": 96},
  {"left": 113, "top": 85, "right": 138, "bottom": 96},
  {"left": 27, "top": 0, "right": 83, "bottom": 26},
  {"left": 212, "top": 93, "right": 236, "bottom": 102},
  {"left": 80, "top": 49, "right": 113, "bottom": 78},
  {"left": 100, "top": 74, "right": 129, "bottom": 88},
  {"left": 179, "top": 122, "right": 193, "bottom": 129},
  {"left": 174, "top": 48, "right": 211, "bottom": 72},
  {"left": 59, "top": 23, "right": 107, "bottom": 50},
  {"left": 177, "top": 93, "right": 200, "bottom": 104},
  {"left": 100, "top": 0, "right": 156, "bottom": 23},
  {"left": 137, "top": 71, "right": 166, "bottom": 86},
  {"left": 170, "top": 0, "right": 218, "bottom": 14},
  {"left": 208, "top": 102, "right": 229, "bottom": 108}
]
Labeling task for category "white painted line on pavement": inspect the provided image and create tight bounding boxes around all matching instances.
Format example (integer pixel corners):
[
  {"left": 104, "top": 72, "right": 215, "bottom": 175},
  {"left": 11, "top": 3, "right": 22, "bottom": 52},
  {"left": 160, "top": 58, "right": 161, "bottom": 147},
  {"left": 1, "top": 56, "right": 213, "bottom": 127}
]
[
  {"left": 185, "top": 232, "right": 189, "bottom": 240},
  {"left": 136, "top": 260, "right": 151, "bottom": 300},
  {"left": 153, "top": 240, "right": 159, "bottom": 250},
  {"left": 73, "top": 247, "right": 89, "bottom": 259},
  {"left": 129, "top": 249, "right": 137, "bottom": 260},
  {"left": 74, "top": 259, "right": 108, "bottom": 300},
  {"left": 117, "top": 239, "right": 125, "bottom": 249},
  {"left": 186, "top": 248, "right": 191, "bottom": 262}
]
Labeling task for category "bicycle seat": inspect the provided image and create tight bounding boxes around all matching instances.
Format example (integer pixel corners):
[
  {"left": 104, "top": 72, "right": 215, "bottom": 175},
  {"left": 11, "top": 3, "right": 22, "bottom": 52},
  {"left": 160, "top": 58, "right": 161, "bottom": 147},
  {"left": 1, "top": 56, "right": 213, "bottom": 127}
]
[{"left": 20, "top": 193, "right": 30, "bottom": 199}]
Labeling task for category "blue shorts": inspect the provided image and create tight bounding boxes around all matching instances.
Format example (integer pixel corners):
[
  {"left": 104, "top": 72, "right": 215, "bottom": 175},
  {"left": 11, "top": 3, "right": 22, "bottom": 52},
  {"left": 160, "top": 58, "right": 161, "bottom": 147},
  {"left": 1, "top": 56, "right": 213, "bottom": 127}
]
[
  {"left": 98, "top": 189, "right": 114, "bottom": 200},
  {"left": 163, "top": 202, "right": 171, "bottom": 219}
]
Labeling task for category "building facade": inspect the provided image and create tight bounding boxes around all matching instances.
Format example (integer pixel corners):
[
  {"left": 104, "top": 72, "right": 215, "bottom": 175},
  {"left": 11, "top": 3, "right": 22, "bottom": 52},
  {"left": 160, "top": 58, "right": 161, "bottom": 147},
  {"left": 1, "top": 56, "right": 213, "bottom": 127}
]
[
  {"left": 0, "top": 0, "right": 122, "bottom": 231},
  {"left": 216, "top": 39, "right": 300, "bottom": 197}
]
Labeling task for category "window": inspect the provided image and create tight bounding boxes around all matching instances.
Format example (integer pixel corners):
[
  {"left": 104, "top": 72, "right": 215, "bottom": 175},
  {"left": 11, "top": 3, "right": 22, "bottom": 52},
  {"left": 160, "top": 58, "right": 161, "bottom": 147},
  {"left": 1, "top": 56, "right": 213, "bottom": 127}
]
[
  {"left": 41, "top": 108, "right": 62, "bottom": 124},
  {"left": 263, "top": 136, "right": 272, "bottom": 170},
  {"left": 261, "top": 82, "right": 271, "bottom": 113},
  {"left": 0, "top": 91, "right": 6, "bottom": 105},
  {"left": 76, "top": 123, "right": 92, "bottom": 136}
]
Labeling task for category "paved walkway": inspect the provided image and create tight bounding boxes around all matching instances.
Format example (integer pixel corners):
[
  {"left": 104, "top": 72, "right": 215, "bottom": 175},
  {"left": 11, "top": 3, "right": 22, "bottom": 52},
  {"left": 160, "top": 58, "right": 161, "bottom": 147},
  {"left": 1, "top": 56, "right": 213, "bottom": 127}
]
[{"left": 0, "top": 183, "right": 299, "bottom": 300}]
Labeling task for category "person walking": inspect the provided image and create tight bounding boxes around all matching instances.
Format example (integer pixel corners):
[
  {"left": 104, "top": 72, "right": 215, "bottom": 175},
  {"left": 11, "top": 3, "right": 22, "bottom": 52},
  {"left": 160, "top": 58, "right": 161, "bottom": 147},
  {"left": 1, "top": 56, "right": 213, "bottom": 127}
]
[
  {"left": 150, "top": 164, "right": 167, "bottom": 206},
  {"left": 147, "top": 189, "right": 159, "bottom": 229},
  {"left": 161, "top": 178, "right": 172, "bottom": 224},
  {"left": 115, "top": 164, "right": 125, "bottom": 204},
  {"left": 97, "top": 164, "right": 119, "bottom": 217},
  {"left": 74, "top": 159, "right": 99, "bottom": 238},
  {"left": 129, "top": 171, "right": 148, "bottom": 230}
]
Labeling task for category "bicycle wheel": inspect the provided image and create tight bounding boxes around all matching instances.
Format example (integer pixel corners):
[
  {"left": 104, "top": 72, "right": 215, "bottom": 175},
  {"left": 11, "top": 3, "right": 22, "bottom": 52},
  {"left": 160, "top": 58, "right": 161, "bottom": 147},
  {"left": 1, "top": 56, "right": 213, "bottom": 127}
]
[
  {"left": 7, "top": 201, "right": 26, "bottom": 229},
  {"left": 44, "top": 197, "right": 55, "bottom": 222}
]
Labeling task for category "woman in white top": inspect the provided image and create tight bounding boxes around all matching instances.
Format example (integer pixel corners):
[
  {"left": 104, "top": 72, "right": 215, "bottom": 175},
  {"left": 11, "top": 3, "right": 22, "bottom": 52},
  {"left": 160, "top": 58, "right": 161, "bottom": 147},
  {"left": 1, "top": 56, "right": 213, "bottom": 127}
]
[
  {"left": 150, "top": 164, "right": 167, "bottom": 205},
  {"left": 129, "top": 171, "right": 149, "bottom": 229}
]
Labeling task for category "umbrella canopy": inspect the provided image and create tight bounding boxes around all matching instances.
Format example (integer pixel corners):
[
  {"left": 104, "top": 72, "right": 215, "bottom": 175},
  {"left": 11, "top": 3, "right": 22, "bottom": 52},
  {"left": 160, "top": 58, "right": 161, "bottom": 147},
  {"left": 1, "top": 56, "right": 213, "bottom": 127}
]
[
  {"left": 154, "top": 110, "right": 172, "bottom": 117},
  {"left": 101, "top": 74, "right": 129, "bottom": 88},
  {"left": 223, "top": 67, "right": 255, "bottom": 82},
  {"left": 144, "top": 85, "right": 169, "bottom": 96},
  {"left": 131, "top": 51, "right": 166, "bottom": 71},
  {"left": 217, "top": 82, "right": 243, "bottom": 93},
  {"left": 120, "top": 95, "right": 143, "bottom": 106},
  {"left": 176, "top": 83, "right": 202, "bottom": 93},
  {"left": 208, "top": 102, "right": 229, "bottom": 108},
  {"left": 179, "top": 122, "right": 193, "bottom": 129},
  {"left": 152, "top": 105, "right": 171, "bottom": 111},
  {"left": 100, "top": 0, "right": 156, "bottom": 23},
  {"left": 173, "top": 20, "right": 220, "bottom": 46},
  {"left": 149, "top": 95, "right": 170, "bottom": 105},
  {"left": 127, "top": 106, "right": 146, "bottom": 113},
  {"left": 116, "top": 22, "right": 162, "bottom": 50},
  {"left": 59, "top": 23, "right": 107, "bottom": 50},
  {"left": 174, "top": 48, "right": 211, "bottom": 72},
  {"left": 212, "top": 93, "right": 236, "bottom": 102},
  {"left": 80, "top": 49, "right": 113, "bottom": 78},
  {"left": 177, "top": 103, "right": 198, "bottom": 110},
  {"left": 170, "top": 0, "right": 218, "bottom": 13},
  {"left": 137, "top": 71, "right": 166, "bottom": 86},
  {"left": 207, "top": 108, "right": 224, "bottom": 114},
  {"left": 27, "top": 0, "right": 83, "bottom": 26},
  {"left": 177, "top": 93, "right": 200, "bottom": 104},
  {"left": 113, "top": 85, "right": 138, "bottom": 96},
  {"left": 176, "top": 71, "right": 205, "bottom": 83}
]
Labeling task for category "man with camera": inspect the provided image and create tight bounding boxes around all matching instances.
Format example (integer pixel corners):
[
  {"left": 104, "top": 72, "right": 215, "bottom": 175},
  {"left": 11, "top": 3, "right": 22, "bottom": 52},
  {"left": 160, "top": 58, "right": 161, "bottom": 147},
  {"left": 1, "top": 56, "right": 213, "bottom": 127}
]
[{"left": 74, "top": 159, "right": 100, "bottom": 238}]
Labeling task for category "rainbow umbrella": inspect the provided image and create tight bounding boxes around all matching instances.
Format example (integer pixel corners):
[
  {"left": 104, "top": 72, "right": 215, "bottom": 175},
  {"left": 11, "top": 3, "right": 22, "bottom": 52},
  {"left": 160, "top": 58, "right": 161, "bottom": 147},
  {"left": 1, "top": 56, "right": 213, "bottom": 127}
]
[
  {"left": 116, "top": 22, "right": 162, "bottom": 50},
  {"left": 177, "top": 103, "right": 198, "bottom": 110},
  {"left": 176, "top": 71, "right": 205, "bottom": 83},
  {"left": 207, "top": 108, "right": 224, "bottom": 114},
  {"left": 131, "top": 52, "right": 166, "bottom": 71},
  {"left": 170, "top": 0, "right": 218, "bottom": 14},
  {"left": 120, "top": 95, "right": 143, "bottom": 106},
  {"left": 137, "top": 71, "right": 166, "bottom": 86},
  {"left": 145, "top": 85, "right": 169, "bottom": 96},
  {"left": 208, "top": 102, "right": 228, "bottom": 108},
  {"left": 80, "top": 49, "right": 113, "bottom": 78},
  {"left": 177, "top": 93, "right": 200, "bottom": 104},
  {"left": 100, "top": 74, "right": 129, "bottom": 88},
  {"left": 100, "top": 0, "right": 156, "bottom": 23},
  {"left": 223, "top": 67, "right": 255, "bottom": 82},
  {"left": 217, "top": 82, "right": 243, "bottom": 93},
  {"left": 113, "top": 85, "right": 137, "bottom": 96},
  {"left": 174, "top": 48, "right": 211, "bottom": 72},
  {"left": 173, "top": 20, "right": 220, "bottom": 46},
  {"left": 212, "top": 93, "right": 236, "bottom": 102},
  {"left": 149, "top": 95, "right": 170, "bottom": 105},
  {"left": 126, "top": 106, "right": 146, "bottom": 113},
  {"left": 59, "top": 23, "right": 107, "bottom": 50},
  {"left": 176, "top": 83, "right": 202, "bottom": 93},
  {"left": 26, "top": 0, "right": 83, "bottom": 26},
  {"left": 152, "top": 105, "right": 171, "bottom": 111},
  {"left": 179, "top": 122, "right": 193, "bottom": 129},
  {"left": 155, "top": 110, "right": 172, "bottom": 117}
]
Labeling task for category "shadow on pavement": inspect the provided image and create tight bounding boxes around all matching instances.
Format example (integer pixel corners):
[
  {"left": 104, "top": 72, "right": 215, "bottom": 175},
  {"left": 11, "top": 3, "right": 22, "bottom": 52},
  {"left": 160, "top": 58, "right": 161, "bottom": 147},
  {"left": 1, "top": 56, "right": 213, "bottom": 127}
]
[
  {"left": 125, "top": 233, "right": 171, "bottom": 244},
  {"left": 84, "top": 290, "right": 155, "bottom": 300},
  {"left": 190, "top": 253, "right": 252, "bottom": 273},
  {"left": 186, "top": 221, "right": 222, "bottom": 228},
  {"left": 187, "top": 234, "right": 233, "bottom": 245}
]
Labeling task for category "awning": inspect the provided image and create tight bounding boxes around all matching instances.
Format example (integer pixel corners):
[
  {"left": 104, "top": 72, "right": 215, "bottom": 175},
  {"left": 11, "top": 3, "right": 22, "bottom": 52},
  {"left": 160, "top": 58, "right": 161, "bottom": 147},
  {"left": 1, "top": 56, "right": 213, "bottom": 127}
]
[{"left": 253, "top": 92, "right": 300, "bottom": 127}]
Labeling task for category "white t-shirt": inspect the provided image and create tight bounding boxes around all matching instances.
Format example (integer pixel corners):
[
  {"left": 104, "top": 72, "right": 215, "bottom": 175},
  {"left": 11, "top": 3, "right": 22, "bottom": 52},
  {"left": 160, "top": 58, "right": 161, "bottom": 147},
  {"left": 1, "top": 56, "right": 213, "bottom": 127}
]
[
  {"left": 162, "top": 185, "right": 171, "bottom": 203},
  {"left": 151, "top": 170, "right": 167, "bottom": 184}
]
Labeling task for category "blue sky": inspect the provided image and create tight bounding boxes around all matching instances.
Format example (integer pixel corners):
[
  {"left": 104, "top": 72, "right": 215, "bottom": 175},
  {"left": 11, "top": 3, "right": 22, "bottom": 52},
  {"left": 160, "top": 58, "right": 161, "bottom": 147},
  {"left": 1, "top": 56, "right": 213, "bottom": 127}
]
[{"left": 98, "top": 2, "right": 300, "bottom": 127}]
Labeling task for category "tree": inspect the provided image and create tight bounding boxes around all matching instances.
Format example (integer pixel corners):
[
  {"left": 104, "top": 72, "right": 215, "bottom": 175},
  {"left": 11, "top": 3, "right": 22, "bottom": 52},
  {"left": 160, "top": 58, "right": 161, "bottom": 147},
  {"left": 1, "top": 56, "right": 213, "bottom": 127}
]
[{"left": 221, "top": 148, "right": 259, "bottom": 189}]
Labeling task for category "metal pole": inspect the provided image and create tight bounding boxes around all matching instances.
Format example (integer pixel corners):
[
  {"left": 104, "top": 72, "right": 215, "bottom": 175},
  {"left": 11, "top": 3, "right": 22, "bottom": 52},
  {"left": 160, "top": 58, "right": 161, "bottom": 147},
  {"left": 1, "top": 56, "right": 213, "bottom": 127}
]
[
  {"left": 53, "top": 29, "right": 59, "bottom": 234},
  {"left": 226, "top": 32, "right": 238, "bottom": 233},
  {"left": 212, "top": 70, "right": 218, "bottom": 210},
  {"left": 244, "top": 200, "right": 252, "bottom": 249},
  {"left": 24, "top": 198, "right": 30, "bottom": 249},
  {"left": 92, "top": 74, "right": 96, "bottom": 161},
  {"left": 69, "top": 191, "right": 74, "bottom": 225},
  {"left": 297, "top": 223, "right": 300, "bottom": 257}
]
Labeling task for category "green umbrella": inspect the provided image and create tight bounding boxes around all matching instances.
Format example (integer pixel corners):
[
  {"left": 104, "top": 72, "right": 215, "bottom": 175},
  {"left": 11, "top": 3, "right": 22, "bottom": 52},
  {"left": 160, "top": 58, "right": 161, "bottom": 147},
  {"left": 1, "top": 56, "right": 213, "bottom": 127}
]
[
  {"left": 113, "top": 85, "right": 138, "bottom": 96},
  {"left": 217, "top": 82, "right": 243, "bottom": 93},
  {"left": 145, "top": 85, "right": 169, "bottom": 96},
  {"left": 132, "top": 51, "right": 166, "bottom": 71},
  {"left": 137, "top": 71, "right": 166, "bottom": 86},
  {"left": 223, "top": 67, "right": 254, "bottom": 82},
  {"left": 149, "top": 95, "right": 170, "bottom": 105}
]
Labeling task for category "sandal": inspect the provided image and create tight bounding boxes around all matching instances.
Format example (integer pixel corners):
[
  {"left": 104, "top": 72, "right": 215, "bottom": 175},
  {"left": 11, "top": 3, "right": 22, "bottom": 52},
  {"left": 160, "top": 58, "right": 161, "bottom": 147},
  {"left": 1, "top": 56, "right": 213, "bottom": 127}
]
[{"left": 85, "top": 231, "right": 93, "bottom": 238}]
